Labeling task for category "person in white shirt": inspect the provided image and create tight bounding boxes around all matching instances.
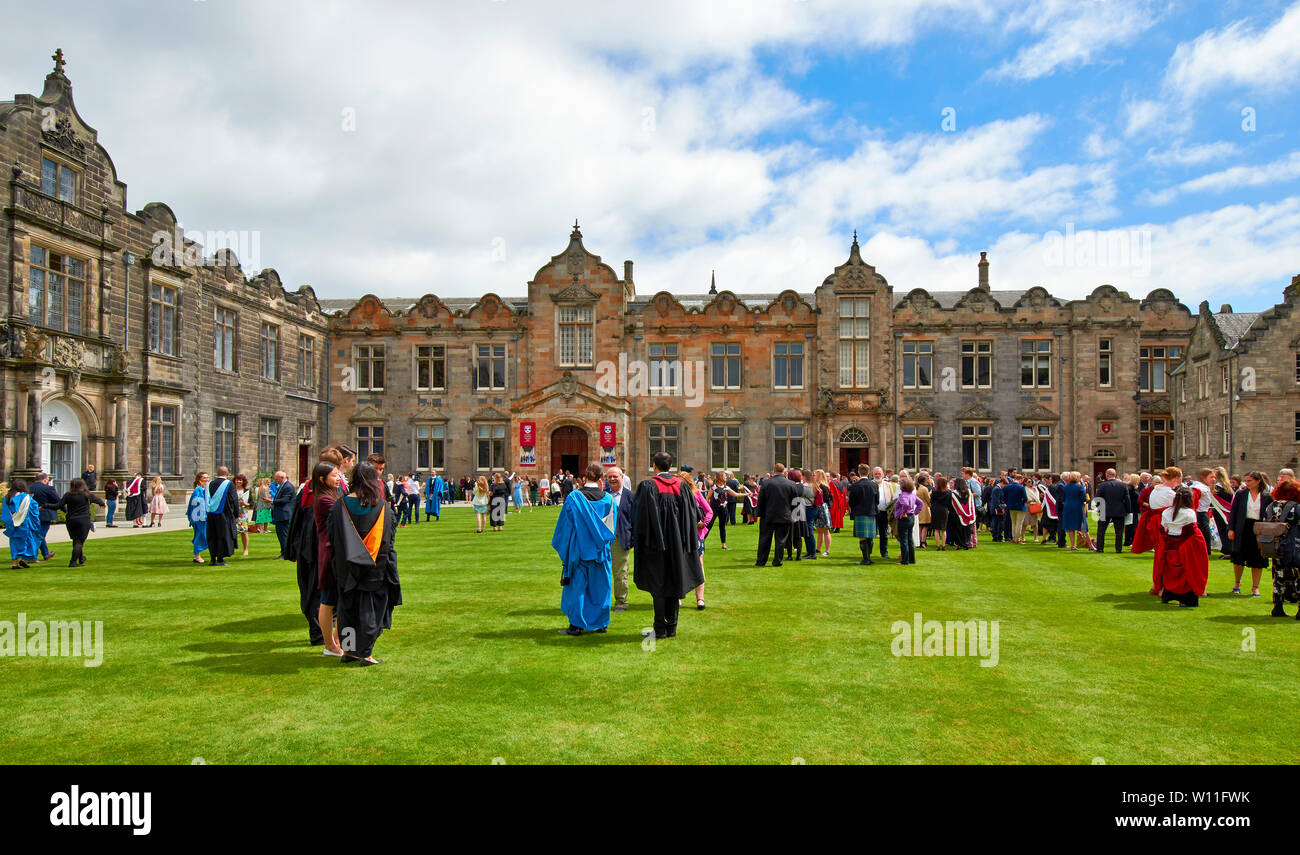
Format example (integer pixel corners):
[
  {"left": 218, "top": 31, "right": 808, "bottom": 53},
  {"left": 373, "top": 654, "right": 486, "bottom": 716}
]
[
  {"left": 874, "top": 467, "right": 894, "bottom": 559},
  {"left": 1156, "top": 485, "right": 1209, "bottom": 607},
  {"left": 1192, "top": 468, "right": 1216, "bottom": 557}
]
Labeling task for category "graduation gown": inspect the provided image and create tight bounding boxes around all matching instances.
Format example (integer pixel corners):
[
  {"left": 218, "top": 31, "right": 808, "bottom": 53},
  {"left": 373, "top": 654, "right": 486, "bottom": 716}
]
[
  {"left": 552, "top": 488, "right": 617, "bottom": 631},
  {"left": 489, "top": 483, "right": 509, "bottom": 526},
  {"left": 1130, "top": 484, "right": 1160, "bottom": 554},
  {"left": 124, "top": 476, "right": 146, "bottom": 522},
  {"left": 424, "top": 476, "right": 444, "bottom": 517},
  {"left": 286, "top": 484, "right": 323, "bottom": 645},
  {"left": 204, "top": 477, "right": 241, "bottom": 561},
  {"left": 632, "top": 474, "right": 703, "bottom": 599},
  {"left": 829, "top": 480, "right": 848, "bottom": 530},
  {"left": 2, "top": 494, "right": 41, "bottom": 560},
  {"left": 1157, "top": 510, "right": 1209, "bottom": 597},
  {"left": 187, "top": 487, "right": 208, "bottom": 555},
  {"left": 329, "top": 498, "right": 401, "bottom": 659}
]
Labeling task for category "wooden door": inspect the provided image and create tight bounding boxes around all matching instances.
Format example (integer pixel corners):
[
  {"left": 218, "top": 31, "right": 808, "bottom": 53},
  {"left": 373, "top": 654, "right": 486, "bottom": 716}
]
[{"left": 550, "top": 426, "right": 588, "bottom": 476}]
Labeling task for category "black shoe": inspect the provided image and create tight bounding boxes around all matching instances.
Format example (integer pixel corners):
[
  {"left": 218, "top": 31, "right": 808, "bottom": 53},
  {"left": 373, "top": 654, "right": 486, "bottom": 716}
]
[
  {"left": 665, "top": 629, "right": 677, "bottom": 638},
  {"left": 772, "top": 562, "right": 783, "bottom": 567},
  {"left": 642, "top": 629, "right": 668, "bottom": 640},
  {"left": 858, "top": 559, "right": 874, "bottom": 565},
  {"left": 594, "top": 627, "right": 608, "bottom": 633},
  {"left": 754, "top": 562, "right": 765, "bottom": 567},
  {"left": 557, "top": 626, "right": 583, "bottom": 636}
]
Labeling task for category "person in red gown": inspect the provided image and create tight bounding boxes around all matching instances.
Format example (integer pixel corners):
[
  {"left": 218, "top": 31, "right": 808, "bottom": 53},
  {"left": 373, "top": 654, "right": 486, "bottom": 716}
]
[
  {"left": 1139, "top": 467, "right": 1182, "bottom": 594},
  {"left": 829, "top": 476, "right": 848, "bottom": 533},
  {"left": 1157, "top": 486, "right": 1209, "bottom": 607}
]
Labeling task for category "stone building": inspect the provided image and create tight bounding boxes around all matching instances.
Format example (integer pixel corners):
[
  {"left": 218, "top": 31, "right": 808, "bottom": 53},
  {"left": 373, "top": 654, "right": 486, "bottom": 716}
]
[
  {"left": 1, "top": 53, "right": 330, "bottom": 494},
  {"left": 1171, "top": 276, "right": 1300, "bottom": 476}
]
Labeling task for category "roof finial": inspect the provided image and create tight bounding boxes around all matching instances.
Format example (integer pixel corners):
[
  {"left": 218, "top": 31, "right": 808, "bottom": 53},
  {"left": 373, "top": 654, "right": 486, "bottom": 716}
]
[
  {"left": 709, "top": 270, "right": 717, "bottom": 295},
  {"left": 52, "top": 48, "right": 66, "bottom": 75},
  {"left": 852, "top": 229, "right": 858, "bottom": 246}
]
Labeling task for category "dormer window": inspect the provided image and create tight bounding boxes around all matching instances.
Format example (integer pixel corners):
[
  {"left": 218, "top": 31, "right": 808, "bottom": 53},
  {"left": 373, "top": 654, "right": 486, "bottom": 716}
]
[
  {"left": 40, "top": 157, "right": 77, "bottom": 204},
  {"left": 558, "top": 307, "right": 594, "bottom": 367}
]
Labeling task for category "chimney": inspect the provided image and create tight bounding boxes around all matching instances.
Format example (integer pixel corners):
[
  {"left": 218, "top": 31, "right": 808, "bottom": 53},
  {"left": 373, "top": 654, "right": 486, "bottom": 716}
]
[
  {"left": 1219, "top": 303, "right": 1232, "bottom": 313},
  {"left": 624, "top": 259, "right": 633, "bottom": 284},
  {"left": 978, "top": 251, "right": 989, "bottom": 291}
]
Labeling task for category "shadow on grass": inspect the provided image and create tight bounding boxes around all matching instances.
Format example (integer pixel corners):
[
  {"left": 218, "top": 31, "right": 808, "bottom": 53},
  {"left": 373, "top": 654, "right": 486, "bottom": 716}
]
[
  {"left": 206, "top": 614, "right": 302, "bottom": 634},
  {"left": 1093, "top": 592, "right": 1172, "bottom": 611},
  {"left": 506, "top": 604, "right": 653, "bottom": 617},
  {"left": 474, "top": 627, "right": 646, "bottom": 646},
  {"left": 178, "top": 639, "right": 341, "bottom": 674},
  {"left": 1207, "top": 614, "right": 1299, "bottom": 625}
]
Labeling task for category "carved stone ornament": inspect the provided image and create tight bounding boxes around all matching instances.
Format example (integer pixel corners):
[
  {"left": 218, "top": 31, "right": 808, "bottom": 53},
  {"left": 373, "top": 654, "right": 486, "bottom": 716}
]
[
  {"left": 22, "top": 328, "right": 47, "bottom": 360},
  {"left": 559, "top": 371, "right": 578, "bottom": 399},
  {"left": 909, "top": 293, "right": 930, "bottom": 313},
  {"left": 655, "top": 295, "right": 672, "bottom": 316},
  {"left": 41, "top": 115, "right": 87, "bottom": 159},
  {"left": 52, "top": 336, "right": 86, "bottom": 368}
]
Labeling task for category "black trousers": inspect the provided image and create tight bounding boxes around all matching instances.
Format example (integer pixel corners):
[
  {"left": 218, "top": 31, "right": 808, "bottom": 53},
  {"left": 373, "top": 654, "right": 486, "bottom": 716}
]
[
  {"left": 728, "top": 502, "right": 737, "bottom": 526},
  {"left": 876, "top": 512, "right": 891, "bottom": 556},
  {"left": 1124, "top": 521, "right": 1137, "bottom": 546},
  {"left": 1095, "top": 516, "right": 1125, "bottom": 552},
  {"left": 757, "top": 521, "right": 791, "bottom": 565},
  {"left": 652, "top": 596, "right": 680, "bottom": 636},
  {"left": 274, "top": 522, "right": 290, "bottom": 557},
  {"left": 1196, "top": 511, "right": 1214, "bottom": 557},
  {"left": 708, "top": 505, "right": 727, "bottom": 545},
  {"left": 297, "top": 558, "right": 324, "bottom": 645}
]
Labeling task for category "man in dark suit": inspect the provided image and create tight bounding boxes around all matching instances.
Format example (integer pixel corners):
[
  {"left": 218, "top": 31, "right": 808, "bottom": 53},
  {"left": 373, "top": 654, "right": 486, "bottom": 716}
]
[
  {"left": 80, "top": 463, "right": 98, "bottom": 492},
  {"left": 1094, "top": 468, "right": 1130, "bottom": 554},
  {"left": 28, "top": 473, "right": 60, "bottom": 562},
  {"left": 606, "top": 466, "right": 636, "bottom": 612},
  {"left": 725, "top": 470, "right": 740, "bottom": 526},
  {"left": 989, "top": 477, "right": 1007, "bottom": 542},
  {"left": 847, "top": 464, "right": 879, "bottom": 564},
  {"left": 271, "top": 470, "right": 296, "bottom": 558},
  {"left": 755, "top": 463, "right": 799, "bottom": 567}
]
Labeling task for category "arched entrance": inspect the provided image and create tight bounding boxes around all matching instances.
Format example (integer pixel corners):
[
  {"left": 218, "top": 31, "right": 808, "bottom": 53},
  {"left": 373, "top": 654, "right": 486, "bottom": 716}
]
[
  {"left": 837, "top": 426, "right": 870, "bottom": 475},
  {"left": 1092, "top": 449, "right": 1117, "bottom": 483},
  {"left": 41, "top": 399, "right": 83, "bottom": 493},
  {"left": 550, "top": 425, "right": 588, "bottom": 477}
]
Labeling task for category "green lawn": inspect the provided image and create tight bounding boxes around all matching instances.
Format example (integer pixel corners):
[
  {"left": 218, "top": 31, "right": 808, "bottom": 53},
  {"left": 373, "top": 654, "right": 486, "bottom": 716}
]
[{"left": 2, "top": 507, "right": 1296, "bottom": 764}]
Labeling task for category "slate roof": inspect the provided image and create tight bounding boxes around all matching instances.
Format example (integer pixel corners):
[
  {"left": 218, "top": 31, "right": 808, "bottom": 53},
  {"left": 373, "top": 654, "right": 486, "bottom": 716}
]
[{"left": 1212, "top": 312, "right": 1261, "bottom": 348}]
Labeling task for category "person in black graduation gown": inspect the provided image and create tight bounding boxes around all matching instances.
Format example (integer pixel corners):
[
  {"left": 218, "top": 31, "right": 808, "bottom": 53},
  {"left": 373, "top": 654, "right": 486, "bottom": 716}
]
[
  {"left": 489, "top": 472, "right": 510, "bottom": 532},
  {"left": 283, "top": 469, "right": 323, "bottom": 647},
  {"left": 328, "top": 462, "right": 401, "bottom": 665},
  {"left": 633, "top": 451, "right": 702, "bottom": 640},
  {"left": 205, "top": 466, "right": 242, "bottom": 566}
]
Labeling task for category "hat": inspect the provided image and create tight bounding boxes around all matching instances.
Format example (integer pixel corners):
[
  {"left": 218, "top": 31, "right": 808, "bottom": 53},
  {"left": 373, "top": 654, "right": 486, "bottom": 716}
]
[{"left": 679, "top": 464, "right": 694, "bottom": 473}]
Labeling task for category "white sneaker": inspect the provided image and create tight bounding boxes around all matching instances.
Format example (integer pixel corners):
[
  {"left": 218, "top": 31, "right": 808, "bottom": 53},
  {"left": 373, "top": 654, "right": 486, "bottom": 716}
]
[{"left": 822, "top": 551, "right": 829, "bottom": 557}]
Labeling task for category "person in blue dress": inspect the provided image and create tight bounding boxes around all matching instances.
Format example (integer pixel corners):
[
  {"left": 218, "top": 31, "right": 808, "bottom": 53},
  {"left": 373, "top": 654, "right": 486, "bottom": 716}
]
[
  {"left": 423, "top": 469, "right": 444, "bottom": 522},
  {"left": 552, "top": 463, "right": 617, "bottom": 636},
  {"left": 1060, "top": 471, "right": 1088, "bottom": 550},
  {"left": 188, "top": 472, "right": 210, "bottom": 564},
  {"left": 3, "top": 479, "right": 42, "bottom": 569},
  {"left": 511, "top": 473, "right": 525, "bottom": 514}
]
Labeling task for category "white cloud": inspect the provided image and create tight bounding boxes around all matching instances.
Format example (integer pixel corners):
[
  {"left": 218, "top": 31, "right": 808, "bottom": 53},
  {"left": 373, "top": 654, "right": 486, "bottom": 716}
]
[
  {"left": 1145, "top": 141, "right": 1240, "bottom": 167},
  {"left": 990, "top": 0, "right": 1161, "bottom": 81},
  {"left": 1137, "top": 150, "right": 1300, "bottom": 205},
  {"left": 1164, "top": 2, "right": 1300, "bottom": 101}
]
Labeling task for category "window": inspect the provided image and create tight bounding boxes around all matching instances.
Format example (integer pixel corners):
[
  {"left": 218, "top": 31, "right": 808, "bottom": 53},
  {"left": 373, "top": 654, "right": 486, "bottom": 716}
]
[
  {"left": 902, "top": 424, "right": 932, "bottom": 470},
  {"left": 260, "top": 323, "right": 279, "bottom": 381},
  {"left": 27, "top": 245, "right": 86, "bottom": 334},
  {"left": 1195, "top": 363, "right": 1209, "bottom": 400},
  {"left": 710, "top": 424, "right": 740, "bottom": 470},
  {"left": 354, "top": 345, "right": 385, "bottom": 391},
  {"left": 474, "top": 344, "right": 506, "bottom": 391},
  {"left": 1221, "top": 364, "right": 1230, "bottom": 396},
  {"left": 1020, "top": 424, "right": 1052, "bottom": 471},
  {"left": 961, "top": 424, "right": 991, "bottom": 471},
  {"left": 415, "top": 345, "right": 446, "bottom": 391},
  {"left": 902, "top": 341, "right": 933, "bottom": 389},
  {"left": 357, "top": 425, "right": 384, "bottom": 458},
  {"left": 298, "top": 422, "right": 314, "bottom": 445},
  {"left": 773, "top": 342, "right": 804, "bottom": 389},
  {"left": 1181, "top": 421, "right": 1188, "bottom": 458},
  {"left": 1139, "top": 346, "right": 1181, "bottom": 393},
  {"left": 215, "top": 308, "right": 236, "bottom": 371},
  {"left": 648, "top": 423, "right": 678, "bottom": 463},
  {"left": 1197, "top": 417, "right": 1210, "bottom": 456},
  {"left": 40, "top": 157, "right": 77, "bottom": 204},
  {"left": 649, "top": 344, "right": 679, "bottom": 393},
  {"left": 1295, "top": 352, "right": 1300, "bottom": 384},
  {"left": 1020, "top": 339, "right": 1051, "bottom": 388},
  {"left": 1222, "top": 414, "right": 1230, "bottom": 454},
  {"left": 1139, "top": 418, "right": 1172, "bottom": 471},
  {"left": 149, "top": 282, "right": 178, "bottom": 356},
  {"left": 258, "top": 418, "right": 279, "bottom": 473},
  {"left": 838, "top": 298, "right": 871, "bottom": 387},
  {"left": 214, "top": 412, "right": 236, "bottom": 472},
  {"left": 711, "top": 343, "right": 741, "bottom": 390},
  {"left": 297, "top": 335, "right": 316, "bottom": 391},
  {"left": 476, "top": 425, "right": 505, "bottom": 470},
  {"left": 149, "top": 404, "right": 178, "bottom": 475},
  {"left": 1098, "top": 339, "right": 1112, "bottom": 387},
  {"left": 1179, "top": 375, "right": 1186, "bottom": 404},
  {"left": 774, "top": 424, "right": 804, "bottom": 470},
  {"left": 558, "top": 307, "right": 594, "bottom": 367},
  {"left": 415, "top": 424, "right": 445, "bottom": 470},
  {"left": 1295, "top": 413, "right": 1300, "bottom": 443},
  {"left": 961, "top": 341, "right": 992, "bottom": 389}
]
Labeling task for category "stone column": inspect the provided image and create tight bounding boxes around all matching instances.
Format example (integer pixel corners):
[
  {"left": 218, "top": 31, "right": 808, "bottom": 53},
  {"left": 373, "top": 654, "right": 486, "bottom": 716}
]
[
  {"left": 12, "top": 385, "right": 44, "bottom": 481},
  {"left": 111, "top": 395, "right": 129, "bottom": 476}
]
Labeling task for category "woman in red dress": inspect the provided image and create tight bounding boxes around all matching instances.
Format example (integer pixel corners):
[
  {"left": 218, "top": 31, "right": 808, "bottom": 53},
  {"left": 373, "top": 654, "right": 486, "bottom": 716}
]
[
  {"left": 1157, "top": 486, "right": 1209, "bottom": 607},
  {"left": 829, "top": 476, "right": 848, "bottom": 533}
]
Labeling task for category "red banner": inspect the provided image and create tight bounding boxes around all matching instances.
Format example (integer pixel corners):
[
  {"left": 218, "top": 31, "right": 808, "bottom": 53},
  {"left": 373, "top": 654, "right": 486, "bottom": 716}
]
[
  {"left": 519, "top": 421, "right": 536, "bottom": 447},
  {"left": 600, "top": 422, "right": 616, "bottom": 447}
]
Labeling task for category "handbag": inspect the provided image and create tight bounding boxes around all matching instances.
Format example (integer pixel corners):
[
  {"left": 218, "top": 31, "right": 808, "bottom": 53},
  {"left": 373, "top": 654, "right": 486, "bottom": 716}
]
[{"left": 1027, "top": 500, "right": 1043, "bottom": 514}]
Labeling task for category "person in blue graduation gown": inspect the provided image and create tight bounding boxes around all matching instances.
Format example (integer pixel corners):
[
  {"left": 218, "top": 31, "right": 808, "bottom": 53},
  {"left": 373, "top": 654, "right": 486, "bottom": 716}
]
[
  {"left": 205, "top": 466, "right": 242, "bottom": 566},
  {"left": 424, "top": 470, "right": 444, "bottom": 521},
  {"left": 551, "top": 464, "right": 617, "bottom": 636},
  {"left": 3, "top": 479, "right": 42, "bottom": 568},
  {"left": 188, "top": 472, "right": 210, "bottom": 564}
]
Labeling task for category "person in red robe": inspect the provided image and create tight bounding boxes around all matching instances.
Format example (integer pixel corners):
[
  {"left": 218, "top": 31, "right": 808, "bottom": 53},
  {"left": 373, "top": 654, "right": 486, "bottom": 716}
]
[
  {"left": 1157, "top": 486, "right": 1209, "bottom": 607},
  {"left": 829, "top": 477, "right": 848, "bottom": 532},
  {"left": 1130, "top": 482, "right": 1160, "bottom": 555}
]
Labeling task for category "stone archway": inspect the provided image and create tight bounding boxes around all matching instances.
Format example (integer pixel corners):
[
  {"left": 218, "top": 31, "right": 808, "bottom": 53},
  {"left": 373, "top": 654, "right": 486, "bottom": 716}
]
[
  {"left": 550, "top": 425, "right": 588, "bottom": 477},
  {"left": 837, "top": 426, "right": 871, "bottom": 475}
]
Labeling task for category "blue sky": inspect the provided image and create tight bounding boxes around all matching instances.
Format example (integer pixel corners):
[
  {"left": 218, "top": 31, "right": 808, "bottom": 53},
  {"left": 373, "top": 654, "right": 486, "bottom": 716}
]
[{"left": 1, "top": 0, "right": 1297, "bottom": 310}]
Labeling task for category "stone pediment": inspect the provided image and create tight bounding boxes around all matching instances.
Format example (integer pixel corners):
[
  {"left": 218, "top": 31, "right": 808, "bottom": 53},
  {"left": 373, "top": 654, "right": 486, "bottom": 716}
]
[
  {"left": 706, "top": 403, "right": 746, "bottom": 421},
  {"left": 512, "top": 376, "right": 629, "bottom": 414},
  {"left": 898, "top": 289, "right": 942, "bottom": 312},
  {"left": 770, "top": 405, "right": 809, "bottom": 420},
  {"left": 1013, "top": 287, "right": 1062, "bottom": 310},
  {"left": 954, "top": 289, "right": 999, "bottom": 312},
  {"left": 955, "top": 402, "right": 998, "bottom": 421},
  {"left": 551, "top": 279, "right": 602, "bottom": 304},
  {"left": 899, "top": 401, "right": 940, "bottom": 420},
  {"left": 1138, "top": 396, "right": 1171, "bottom": 414},
  {"left": 348, "top": 404, "right": 388, "bottom": 423},
  {"left": 410, "top": 404, "right": 449, "bottom": 422},
  {"left": 470, "top": 405, "right": 510, "bottom": 421},
  {"left": 643, "top": 404, "right": 684, "bottom": 422},
  {"left": 1017, "top": 403, "right": 1059, "bottom": 421},
  {"left": 1096, "top": 408, "right": 1120, "bottom": 420},
  {"left": 821, "top": 233, "right": 887, "bottom": 291}
]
